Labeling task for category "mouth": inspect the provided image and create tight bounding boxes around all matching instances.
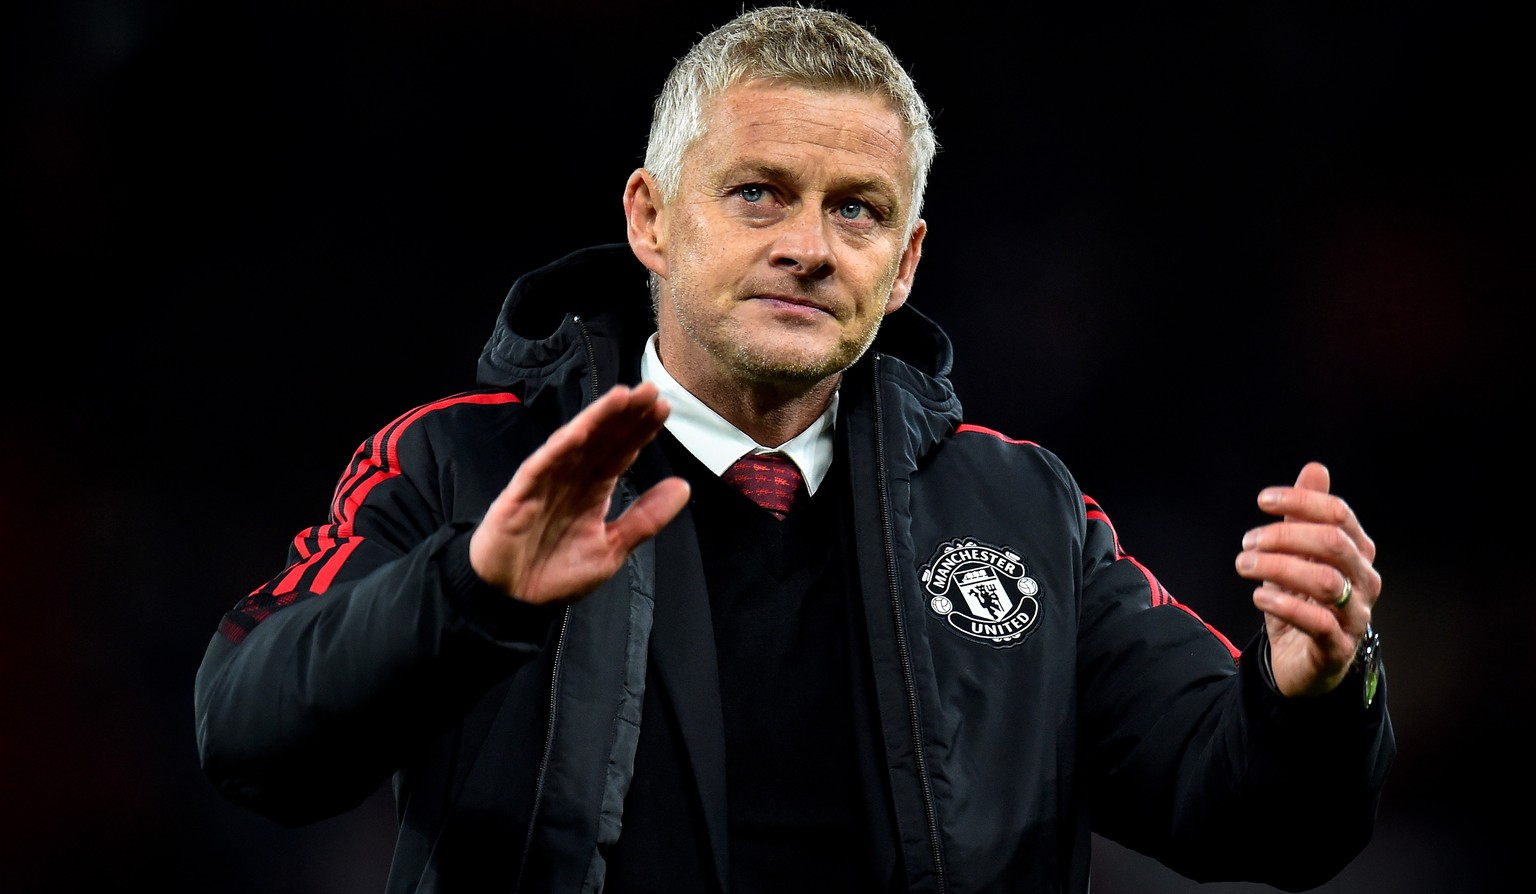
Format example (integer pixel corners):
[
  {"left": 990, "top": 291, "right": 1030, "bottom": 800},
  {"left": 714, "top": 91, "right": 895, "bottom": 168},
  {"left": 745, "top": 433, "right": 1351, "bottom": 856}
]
[{"left": 749, "top": 293, "right": 836, "bottom": 318}]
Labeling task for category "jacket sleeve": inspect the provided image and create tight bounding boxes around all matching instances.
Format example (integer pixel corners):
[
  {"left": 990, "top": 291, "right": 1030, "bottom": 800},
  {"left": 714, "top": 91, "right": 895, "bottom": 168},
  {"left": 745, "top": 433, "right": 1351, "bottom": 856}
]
[
  {"left": 1074, "top": 490, "right": 1396, "bottom": 891},
  {"left": 193, "top": 396, "right": 560, "bottom": 827}
]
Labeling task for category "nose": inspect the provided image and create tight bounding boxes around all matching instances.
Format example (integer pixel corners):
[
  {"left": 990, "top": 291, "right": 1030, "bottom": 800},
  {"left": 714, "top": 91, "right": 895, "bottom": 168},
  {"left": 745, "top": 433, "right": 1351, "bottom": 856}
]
[{"left": 769, "top": 207, "right": 835, "bottom": 280}]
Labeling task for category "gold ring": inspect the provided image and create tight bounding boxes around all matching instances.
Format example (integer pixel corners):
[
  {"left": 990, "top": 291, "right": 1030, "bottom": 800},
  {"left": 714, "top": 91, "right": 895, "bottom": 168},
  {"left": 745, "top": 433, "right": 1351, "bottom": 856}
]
[{"left": 1334, "top": 576, "right": 1353, "bottom": 609}]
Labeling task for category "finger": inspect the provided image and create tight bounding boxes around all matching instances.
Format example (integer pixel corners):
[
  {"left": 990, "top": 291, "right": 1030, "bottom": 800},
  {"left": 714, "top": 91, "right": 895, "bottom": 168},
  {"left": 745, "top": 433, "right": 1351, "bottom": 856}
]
[
  {"left": 569, "top": 382, "right": 665, "bottom": 438},
  {"left": 567, "top": 385, "right": 672, "bottom": 477},
  {"left": 1263, "top": 462, "right": 1331, "bottom": 524},
  {"left": 516, "top": 385, "right": 668, "bottom": 487},
  {"left": 1236, "top": 543, "right": 1379, "bottom": 640},
  {"left": 607, "top": 477, "right": 692, "bottom": 553},
  {"left": 1242, "top": 518, "right": 1362, "bottom": 570},
  {"left": 1251, "top": 584, "right": 1337, "bottom": 635},
  {"left": 574, "top": 419, "right": 670, "bottom": 487},
  {"left": 560, "top": 384, "right": 660, "bottom": 452},
  {"left": 1259, "top": 466, "right": 1375, "bottom": 562},
  {"left": 505, "top": 424, "right": 605, "bottom": 502},
  {"left": 598, "top": 390, "right": 673, "bottom": 461},
  {"left": 1236, "top": 541, "right": 1356, "bottom": 608}
]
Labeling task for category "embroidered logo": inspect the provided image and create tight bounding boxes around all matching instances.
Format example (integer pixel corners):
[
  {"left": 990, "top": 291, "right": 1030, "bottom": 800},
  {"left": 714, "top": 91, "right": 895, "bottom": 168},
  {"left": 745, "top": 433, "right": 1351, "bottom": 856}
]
[{"left": 920, "top": 538, "right": 1041, "bottom": 647}]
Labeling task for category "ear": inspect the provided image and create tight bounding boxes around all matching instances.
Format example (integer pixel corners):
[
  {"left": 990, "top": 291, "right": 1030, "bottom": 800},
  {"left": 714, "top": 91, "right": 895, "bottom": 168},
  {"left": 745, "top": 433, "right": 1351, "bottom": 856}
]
[
  {"left": 883, "top": 219, "right": 927, "bottom": 314},
  {"left": 624, "top": 169, "right": 668, "bottom": 279}
]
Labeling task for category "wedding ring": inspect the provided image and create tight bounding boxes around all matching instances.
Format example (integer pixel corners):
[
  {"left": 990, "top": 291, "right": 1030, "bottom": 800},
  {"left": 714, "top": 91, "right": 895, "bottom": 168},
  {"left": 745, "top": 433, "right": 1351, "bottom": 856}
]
[{"left": 1334, "top": 576, "right": 1354, "bottom": 609}]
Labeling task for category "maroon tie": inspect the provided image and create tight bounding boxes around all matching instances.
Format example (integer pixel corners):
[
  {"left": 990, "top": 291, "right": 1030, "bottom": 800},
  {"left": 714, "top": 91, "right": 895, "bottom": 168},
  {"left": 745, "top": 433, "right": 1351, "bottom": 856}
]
[{"left": 721, "top": 453, "right": 803, "bottom": 519}]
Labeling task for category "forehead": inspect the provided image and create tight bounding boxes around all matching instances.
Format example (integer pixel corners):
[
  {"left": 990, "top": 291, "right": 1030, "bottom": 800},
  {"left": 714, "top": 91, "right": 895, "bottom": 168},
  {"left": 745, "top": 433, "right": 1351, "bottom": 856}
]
[{"left": 689, "top": 80, "right": 911, "bottom": 184}]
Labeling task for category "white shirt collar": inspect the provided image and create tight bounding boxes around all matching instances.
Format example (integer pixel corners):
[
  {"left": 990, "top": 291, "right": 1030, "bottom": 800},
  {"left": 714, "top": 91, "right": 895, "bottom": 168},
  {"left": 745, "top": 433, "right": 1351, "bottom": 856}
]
[{"left": 640, "top": 333, "right": 836, "bottom": 495}]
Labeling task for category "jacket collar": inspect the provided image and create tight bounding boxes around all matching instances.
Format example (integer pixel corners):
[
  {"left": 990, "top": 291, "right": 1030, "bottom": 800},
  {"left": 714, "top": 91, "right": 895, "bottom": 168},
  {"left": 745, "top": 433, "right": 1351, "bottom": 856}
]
[{"left": 475, "top": 242, "right": 963, "bottom": 455}]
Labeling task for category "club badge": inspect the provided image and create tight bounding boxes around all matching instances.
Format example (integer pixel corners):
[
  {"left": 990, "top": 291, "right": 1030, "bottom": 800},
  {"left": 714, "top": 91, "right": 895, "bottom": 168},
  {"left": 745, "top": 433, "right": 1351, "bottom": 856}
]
[{"left": 920, "top": 538, "right": 1041, "bottom": 647}]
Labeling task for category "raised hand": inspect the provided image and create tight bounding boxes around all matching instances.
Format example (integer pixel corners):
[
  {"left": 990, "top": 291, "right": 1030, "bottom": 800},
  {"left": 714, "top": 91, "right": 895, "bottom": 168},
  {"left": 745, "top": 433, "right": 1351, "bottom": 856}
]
[
  {"left": 469, "top": 382, "right": 691, "bottom": 605},
  {"left": 1234, "top": 462, "right": 1380, "bottom": 698}
]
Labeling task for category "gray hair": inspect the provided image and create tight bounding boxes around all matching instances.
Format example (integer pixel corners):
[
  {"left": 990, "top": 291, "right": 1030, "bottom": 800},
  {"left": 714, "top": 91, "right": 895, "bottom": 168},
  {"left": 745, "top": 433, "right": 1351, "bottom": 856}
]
[{"left": 644, "top": 4, "right": 938, "bottom": 238}]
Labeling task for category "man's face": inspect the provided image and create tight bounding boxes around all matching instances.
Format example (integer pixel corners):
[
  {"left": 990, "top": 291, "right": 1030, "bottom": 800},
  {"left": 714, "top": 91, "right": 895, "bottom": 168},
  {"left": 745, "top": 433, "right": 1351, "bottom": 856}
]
[{"left": 627, "top": 80, "right": 926, "bottom": 401}]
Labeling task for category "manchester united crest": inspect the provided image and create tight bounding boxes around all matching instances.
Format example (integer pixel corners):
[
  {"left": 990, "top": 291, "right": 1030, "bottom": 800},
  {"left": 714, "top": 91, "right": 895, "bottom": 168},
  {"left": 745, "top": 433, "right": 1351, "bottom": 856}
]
[{"left": 920, "top": 538, "right": 1041, "bottom": 647}]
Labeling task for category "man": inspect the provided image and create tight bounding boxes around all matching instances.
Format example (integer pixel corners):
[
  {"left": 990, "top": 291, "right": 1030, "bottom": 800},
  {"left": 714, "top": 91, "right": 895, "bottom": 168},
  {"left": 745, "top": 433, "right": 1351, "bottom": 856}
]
[{"left": 194, "top": 6, "right": 1394, "bottom": 893}]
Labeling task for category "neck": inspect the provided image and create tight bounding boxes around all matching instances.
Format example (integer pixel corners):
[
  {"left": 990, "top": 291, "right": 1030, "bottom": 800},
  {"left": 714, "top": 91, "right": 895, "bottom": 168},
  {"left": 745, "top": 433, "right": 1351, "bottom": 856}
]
[{"left": 688, "top": 374, "right": 840, "bottom": 448}]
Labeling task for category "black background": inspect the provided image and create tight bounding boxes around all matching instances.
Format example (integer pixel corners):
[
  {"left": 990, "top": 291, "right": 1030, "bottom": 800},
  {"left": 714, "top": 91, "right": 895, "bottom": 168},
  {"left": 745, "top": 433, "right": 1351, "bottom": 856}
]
[{"left": 5, "top": 1, "right": 1526, "bottom": 891}]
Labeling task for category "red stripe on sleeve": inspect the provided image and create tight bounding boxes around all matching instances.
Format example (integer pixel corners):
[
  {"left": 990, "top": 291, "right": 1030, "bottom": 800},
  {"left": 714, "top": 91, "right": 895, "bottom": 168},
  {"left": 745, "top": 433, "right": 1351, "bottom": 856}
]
[
  {"left": 312, "top": 538, "right": 364, "bottom": 592},
  {"left": 220, "top": 391, "right": 520, "bottom": 641},
  {"left": 1083, "top": 495, "right": 1240, "bottom": 660},
  {"left": 272, "top": 528, "right": 335, "bottom": 596},
  {"left": 955, "top": 423, "right": 1040, "bottom": 446}
]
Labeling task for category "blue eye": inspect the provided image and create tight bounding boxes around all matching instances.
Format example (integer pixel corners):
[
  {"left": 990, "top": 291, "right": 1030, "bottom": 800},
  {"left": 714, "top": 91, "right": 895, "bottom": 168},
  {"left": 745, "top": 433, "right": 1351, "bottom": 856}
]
[
  {"left": 740, "top": 186, "right": 765, "bottom": 202},
  {"left": 838, "top": 201, "right": 869, "bottom": 220}
]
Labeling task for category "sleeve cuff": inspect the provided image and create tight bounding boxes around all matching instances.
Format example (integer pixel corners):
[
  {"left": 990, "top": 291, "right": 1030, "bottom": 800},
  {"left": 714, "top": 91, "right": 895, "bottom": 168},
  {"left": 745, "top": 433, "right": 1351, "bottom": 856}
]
[
  {"left": 1244, "top": 627, "right": 1386, "bottom": 736},
  {"left": 440, "top": 523, "right": 561, "bottom": 650}
]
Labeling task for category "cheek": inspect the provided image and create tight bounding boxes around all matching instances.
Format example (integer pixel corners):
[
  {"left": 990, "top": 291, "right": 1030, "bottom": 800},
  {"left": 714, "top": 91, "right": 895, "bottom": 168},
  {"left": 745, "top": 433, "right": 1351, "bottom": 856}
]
[
  {"left": 881, "top": 245, "right": 906, "bottom": 286},
  {"left": 669, "top": 213, "right": 727, "bottom": 275},
  {"left": 679, "top": 231, "right": 762, "bottom": 297},
  {"left": 854, "top": 253, "right": 904, "bottom": 314}
]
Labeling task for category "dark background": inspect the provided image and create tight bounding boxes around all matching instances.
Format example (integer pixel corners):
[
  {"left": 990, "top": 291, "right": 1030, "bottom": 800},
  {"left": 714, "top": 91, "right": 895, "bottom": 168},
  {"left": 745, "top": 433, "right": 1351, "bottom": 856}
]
[{"left": 4, "top": 1, "right": 1526, "bottom": 891}]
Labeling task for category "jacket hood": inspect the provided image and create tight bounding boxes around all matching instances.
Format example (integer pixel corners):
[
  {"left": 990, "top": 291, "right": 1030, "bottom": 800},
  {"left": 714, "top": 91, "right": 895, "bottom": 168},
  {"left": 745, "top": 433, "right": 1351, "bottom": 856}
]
[
  {"left": 476, "top": 243, "right": 654, "bottom": 420},
  {"left": 477, "top": 242, "right": 961, "bottom": 430}
]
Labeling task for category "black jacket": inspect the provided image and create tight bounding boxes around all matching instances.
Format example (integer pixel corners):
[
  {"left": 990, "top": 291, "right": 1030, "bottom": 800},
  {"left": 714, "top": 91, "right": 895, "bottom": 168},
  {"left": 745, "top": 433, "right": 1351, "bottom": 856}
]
[{"left": 194, "top": 243, "right": 1395, "bottom": 893}]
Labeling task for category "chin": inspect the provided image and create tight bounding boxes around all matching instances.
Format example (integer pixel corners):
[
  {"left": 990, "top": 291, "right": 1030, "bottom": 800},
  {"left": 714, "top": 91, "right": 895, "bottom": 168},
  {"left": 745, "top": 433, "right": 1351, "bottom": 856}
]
[{"left": 734, "top": 342, "right": 855, "bottom": 385}]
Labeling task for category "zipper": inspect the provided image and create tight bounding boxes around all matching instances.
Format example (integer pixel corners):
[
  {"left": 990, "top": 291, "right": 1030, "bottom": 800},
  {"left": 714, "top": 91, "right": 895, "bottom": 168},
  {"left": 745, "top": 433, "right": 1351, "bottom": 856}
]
[
  {"left": 512, "top": 314, "right": 601, "bottom": 892},
  {"left": 872, "top": 355, "right": 946, "bottom": 893},
  {"left": 513, "top": 608, "right": 570, "bottom": 893},
  {"left": 575, "top": 314, "right": 602, "bottom": 407}
]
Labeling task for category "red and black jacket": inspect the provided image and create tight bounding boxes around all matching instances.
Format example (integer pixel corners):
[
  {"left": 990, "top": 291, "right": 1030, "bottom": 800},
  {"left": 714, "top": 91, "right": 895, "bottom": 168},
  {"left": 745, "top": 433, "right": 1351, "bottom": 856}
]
[{"left": 195, "top": 243, "right": 1394, "bottom": 893}]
